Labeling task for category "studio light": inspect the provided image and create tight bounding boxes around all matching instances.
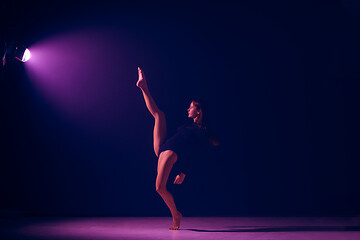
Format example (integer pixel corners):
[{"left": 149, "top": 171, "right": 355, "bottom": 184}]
[
  {"left": 15, "top": 46, "right": 31, "bottom": 62},
  {"left": 2, "top": 41, "right": 31, "bottom": 66}
]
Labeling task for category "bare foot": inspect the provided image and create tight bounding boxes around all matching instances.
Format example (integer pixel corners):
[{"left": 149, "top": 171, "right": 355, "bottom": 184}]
[
  {"left": 169, "top": 212, "right": 182, "bottom": 230},
  {"left": 136, "top": 67, "right": 147, "bottom": 89}
]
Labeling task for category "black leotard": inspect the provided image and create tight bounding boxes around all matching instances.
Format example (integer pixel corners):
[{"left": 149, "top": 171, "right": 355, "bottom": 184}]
[{"left": 159, "top": 121, "right": 207, "bottom": 174}]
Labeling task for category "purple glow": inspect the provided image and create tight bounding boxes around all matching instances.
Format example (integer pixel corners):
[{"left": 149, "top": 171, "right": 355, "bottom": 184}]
[
  {"left": 22, "top": 48, "right": 31, "bottom": 62},
  {"left": 15, "top": 217, "right": 360, "bottom": 240},
  {"left": 25, "top": 28, "right": 137, "bottom": 133}
]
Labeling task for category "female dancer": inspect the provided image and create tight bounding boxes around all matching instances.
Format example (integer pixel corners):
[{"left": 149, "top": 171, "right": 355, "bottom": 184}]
[{"left": 136, "top": 67, "right": 217, "bottom": 230}]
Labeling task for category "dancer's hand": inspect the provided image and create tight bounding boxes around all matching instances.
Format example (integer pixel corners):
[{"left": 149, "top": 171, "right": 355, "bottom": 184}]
[{"left": 174, "top": 173, "right": 186, "bottom": 184}]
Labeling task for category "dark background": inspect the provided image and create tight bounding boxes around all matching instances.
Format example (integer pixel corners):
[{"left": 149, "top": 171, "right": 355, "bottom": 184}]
[{"left": 0, "top": 0, "right": 359, "bottom": 217}]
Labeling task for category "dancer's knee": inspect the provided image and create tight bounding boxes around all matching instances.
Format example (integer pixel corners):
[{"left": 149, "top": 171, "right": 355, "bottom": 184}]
[
  {"left": 154, "top": 149, "right": 159, "bottom": 158},
  {"left": 154, "top": 110, "right": 165, "bottom": 121},
  {"left": 156, "top": 185, "right": 167, "bottom": 195},
  {"left": 154, "top": 145, "right": 161, "bottom": 157}
]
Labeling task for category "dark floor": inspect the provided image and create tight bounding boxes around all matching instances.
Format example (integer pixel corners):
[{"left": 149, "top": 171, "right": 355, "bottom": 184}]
[{"left": 1, "top": 217, "right": 360, "bottom": 240}]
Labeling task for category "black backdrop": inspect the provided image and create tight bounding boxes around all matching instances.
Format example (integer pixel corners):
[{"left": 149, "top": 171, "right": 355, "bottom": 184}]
[{"left": 1, "top": 0, "right": 359, "bottom": 217}]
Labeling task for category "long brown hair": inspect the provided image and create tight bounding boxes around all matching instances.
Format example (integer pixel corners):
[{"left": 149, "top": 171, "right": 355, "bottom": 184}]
[
  {"left": 192, "top": 99, "right": 206, "bottom": 130},
  {"left": 191, "top": 99, "right": 220, "bottom": 146}
]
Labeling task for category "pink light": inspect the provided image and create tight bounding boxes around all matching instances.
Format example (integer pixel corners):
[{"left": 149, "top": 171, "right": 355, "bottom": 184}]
[{"left": 24, "top": 28, "right": 138, "bottom": 134}]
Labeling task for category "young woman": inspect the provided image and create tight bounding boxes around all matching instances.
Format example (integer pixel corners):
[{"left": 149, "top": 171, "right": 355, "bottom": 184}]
[{"left": 136, "top": 67, "right": 217, "bottom": 230}]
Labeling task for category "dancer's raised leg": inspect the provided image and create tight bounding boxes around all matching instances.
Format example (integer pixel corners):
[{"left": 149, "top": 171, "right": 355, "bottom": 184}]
[
  {"left": 137, "top": 67, "right": 167, "bottom": 156},
  {"left": 156, "top": 150, "right": 182, "bottom": 230},
  {"left": 137, "top": 67, "right": 182, "bottom": 229}
]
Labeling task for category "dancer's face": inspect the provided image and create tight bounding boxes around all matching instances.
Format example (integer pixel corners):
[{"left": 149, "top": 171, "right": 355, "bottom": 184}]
[{"left": 187, "top": 102, "right": 200, "bottom": 119}]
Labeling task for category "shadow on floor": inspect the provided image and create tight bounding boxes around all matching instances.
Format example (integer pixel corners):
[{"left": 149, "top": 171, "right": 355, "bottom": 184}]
[{"left": 183, "top": 226, "right": 360, "bottom": 232}]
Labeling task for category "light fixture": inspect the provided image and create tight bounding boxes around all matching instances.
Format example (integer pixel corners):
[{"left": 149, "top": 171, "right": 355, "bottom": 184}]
[
  {"left": 2, "top": 41, "right": 31, "bottom": 66},
  {"left": 15, "top": 46, "right": 31, "bottom": 62}
]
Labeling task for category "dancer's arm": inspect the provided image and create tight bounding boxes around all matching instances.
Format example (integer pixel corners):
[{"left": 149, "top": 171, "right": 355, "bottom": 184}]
[
  {"left": 207, "top": 128, "right": 220, "bottom": 146},
  {"left": 174, "top": 158, "right": 190, "bottom": 184},
  {"left": 174, "top": 173, "right": 186, "bottom": 184}
]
